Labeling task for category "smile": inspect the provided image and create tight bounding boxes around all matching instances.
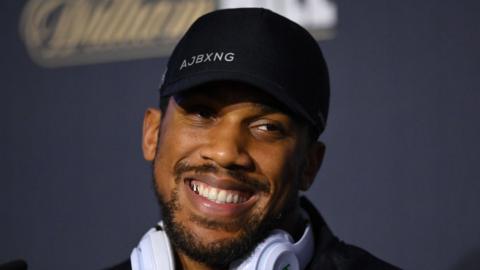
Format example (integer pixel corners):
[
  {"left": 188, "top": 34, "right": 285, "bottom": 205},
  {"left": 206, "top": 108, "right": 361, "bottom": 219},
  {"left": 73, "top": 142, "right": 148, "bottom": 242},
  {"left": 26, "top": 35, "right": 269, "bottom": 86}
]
[
  {"left": 189, "top": 180, "right": 250, "bottom": 204},
  {"left": 182, "top": 174, "right": 259, "bottom": 217}
]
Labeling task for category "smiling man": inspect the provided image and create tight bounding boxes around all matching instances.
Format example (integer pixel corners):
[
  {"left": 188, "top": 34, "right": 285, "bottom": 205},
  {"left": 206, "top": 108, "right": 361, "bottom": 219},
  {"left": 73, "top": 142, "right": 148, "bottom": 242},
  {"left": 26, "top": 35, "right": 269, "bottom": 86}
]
[{"left": 109, "top": 8, "right": 398, "bottom": 270}]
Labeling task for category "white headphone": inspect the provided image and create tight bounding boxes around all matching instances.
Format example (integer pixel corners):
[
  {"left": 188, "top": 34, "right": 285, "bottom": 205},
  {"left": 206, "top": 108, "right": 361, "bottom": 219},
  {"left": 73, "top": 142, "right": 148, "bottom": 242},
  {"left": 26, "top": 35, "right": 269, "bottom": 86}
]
[{"left": 131, "top": 221, "right": 314, "bottom": 270}]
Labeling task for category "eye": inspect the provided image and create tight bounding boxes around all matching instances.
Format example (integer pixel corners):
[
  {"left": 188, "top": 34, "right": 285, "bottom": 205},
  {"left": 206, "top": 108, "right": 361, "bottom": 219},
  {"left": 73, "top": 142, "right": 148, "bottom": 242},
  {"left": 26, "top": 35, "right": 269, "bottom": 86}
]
[
  {"left": 194, "top": 107, "right": 215, "bottom": 118},
  {"left": 250, "top": 120, "right": 287, "bottom": 140},
  {"left": 185, "top": 105, "right": 216, "bottom": 121},
  {"left": 257, "top": 123, "right": 282, "bottom": 132}
]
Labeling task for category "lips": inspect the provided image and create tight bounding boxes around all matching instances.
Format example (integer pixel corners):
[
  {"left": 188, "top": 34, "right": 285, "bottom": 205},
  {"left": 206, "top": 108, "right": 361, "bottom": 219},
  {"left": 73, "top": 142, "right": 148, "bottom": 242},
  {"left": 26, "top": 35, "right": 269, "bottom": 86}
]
[{"left": 189, "top": 180, "right": 250, "bottom": 204}]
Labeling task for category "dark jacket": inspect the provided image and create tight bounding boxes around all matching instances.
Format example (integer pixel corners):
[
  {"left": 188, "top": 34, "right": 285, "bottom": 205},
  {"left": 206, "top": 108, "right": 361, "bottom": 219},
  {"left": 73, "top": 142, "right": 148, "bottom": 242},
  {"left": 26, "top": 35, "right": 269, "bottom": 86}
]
[
  {"left": 107, "top": 198, "right": 400, "bottom": 270},
  {"left": 300, "top": 198, "right": 399, "bottom": 269}
]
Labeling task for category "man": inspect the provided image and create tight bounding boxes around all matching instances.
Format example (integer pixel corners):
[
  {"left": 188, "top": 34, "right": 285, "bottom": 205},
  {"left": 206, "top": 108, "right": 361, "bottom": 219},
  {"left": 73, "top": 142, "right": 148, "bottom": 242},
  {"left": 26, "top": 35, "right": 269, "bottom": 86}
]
[{"left": 110, "top": 8, "right": 399, "bottom": 270}]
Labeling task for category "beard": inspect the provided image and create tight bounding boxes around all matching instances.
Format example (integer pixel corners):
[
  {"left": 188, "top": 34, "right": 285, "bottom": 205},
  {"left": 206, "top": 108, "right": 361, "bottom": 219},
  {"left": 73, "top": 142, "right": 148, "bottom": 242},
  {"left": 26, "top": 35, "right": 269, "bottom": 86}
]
[{"left": 152, "top": 161, "right": 297, "bottom": 268}]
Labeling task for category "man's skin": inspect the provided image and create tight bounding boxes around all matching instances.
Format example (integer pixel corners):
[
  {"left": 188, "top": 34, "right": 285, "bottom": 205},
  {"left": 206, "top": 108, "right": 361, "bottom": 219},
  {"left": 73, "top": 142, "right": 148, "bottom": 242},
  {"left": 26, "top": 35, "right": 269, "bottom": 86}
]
[{"left": 141, "top": 82, "right": 325, "bottom": 270}]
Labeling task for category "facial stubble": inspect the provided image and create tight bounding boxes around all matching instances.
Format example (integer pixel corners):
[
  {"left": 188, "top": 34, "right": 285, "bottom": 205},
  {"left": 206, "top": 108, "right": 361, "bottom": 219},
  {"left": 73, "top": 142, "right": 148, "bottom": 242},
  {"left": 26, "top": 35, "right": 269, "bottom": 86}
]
[{"left": 152, "top": 162, "right": 297, "bottom": 268}]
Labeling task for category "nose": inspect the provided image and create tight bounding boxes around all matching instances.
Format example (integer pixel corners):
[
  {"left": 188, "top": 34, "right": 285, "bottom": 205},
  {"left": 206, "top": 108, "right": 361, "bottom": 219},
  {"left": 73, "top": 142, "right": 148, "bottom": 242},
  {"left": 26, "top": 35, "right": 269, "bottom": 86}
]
[{"left": 199, "top": 122, "right": 254, "bottom": 171}]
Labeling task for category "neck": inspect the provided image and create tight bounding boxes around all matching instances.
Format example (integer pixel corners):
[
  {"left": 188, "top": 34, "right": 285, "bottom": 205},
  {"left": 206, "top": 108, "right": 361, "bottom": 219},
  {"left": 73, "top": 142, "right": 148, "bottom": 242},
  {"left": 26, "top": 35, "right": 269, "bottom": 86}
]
[
  {"left": 176, "top": 253, "right": 221, "bottom": 270},
  {"left": 277, "top": 203, "right": 306, "bottom": 242}
]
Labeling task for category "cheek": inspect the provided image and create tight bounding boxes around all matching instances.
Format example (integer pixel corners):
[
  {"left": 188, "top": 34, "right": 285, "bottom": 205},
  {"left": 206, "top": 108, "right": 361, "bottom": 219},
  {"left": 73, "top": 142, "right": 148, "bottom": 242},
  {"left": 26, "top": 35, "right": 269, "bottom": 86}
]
[
  {"left": 251, "top": 143, "right": 301, "bottom": 206},
  {"left": 254, "top": 141, "right": 299, "bottom": 179},
  {"left": 152, "top": 150, "right": 174, "bottom": 203},
  {"left": 153, "top": 123, "right": 204, "bottom": 200},
  {"left": 154, "top": 119, "right": 205, "bottom": 200}
]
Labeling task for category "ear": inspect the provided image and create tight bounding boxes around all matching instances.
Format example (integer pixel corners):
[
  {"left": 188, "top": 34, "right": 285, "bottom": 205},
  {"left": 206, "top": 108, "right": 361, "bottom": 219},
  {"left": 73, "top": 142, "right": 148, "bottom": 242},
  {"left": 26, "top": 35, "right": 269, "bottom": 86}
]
[
  {"left": 299, "top": 141, "right": 325, "bottom": 191},
  {"left": 142, "top": 108, "right": 162, "bottom": 161}
]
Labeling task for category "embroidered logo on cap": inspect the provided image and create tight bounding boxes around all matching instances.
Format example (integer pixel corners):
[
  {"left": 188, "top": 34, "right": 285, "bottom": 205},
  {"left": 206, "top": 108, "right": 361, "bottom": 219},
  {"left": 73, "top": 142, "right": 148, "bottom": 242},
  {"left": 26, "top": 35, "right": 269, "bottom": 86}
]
[{"left": 179, "top": 51, "right": 235, "bottom": 70}]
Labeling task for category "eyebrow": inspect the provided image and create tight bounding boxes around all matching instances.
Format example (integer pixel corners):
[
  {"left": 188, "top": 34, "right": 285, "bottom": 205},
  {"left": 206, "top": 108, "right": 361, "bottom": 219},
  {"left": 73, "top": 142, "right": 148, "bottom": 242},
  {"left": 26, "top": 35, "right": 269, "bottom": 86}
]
[
  {"left": 176, "top": 93, "right": 282, "bottom": 112},
  {"left": 252, "top": 103, "right": 282, "bottom": 115},
  {"left": 174, "top": 90, "right": 294, "bottom": 119}
]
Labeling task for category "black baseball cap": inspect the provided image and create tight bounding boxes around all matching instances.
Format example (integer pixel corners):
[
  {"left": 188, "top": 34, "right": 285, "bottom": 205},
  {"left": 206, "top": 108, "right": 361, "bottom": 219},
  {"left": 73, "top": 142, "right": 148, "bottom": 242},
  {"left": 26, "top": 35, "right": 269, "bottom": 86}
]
[{"left": 159, "top": 8, "right": 330, "bottom": 135}]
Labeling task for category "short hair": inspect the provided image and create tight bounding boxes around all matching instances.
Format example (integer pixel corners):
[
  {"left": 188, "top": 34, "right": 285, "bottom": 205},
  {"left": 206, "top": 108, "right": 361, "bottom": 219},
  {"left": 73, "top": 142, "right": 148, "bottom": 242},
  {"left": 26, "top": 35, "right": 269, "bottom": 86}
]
[{"left": 159, "top": 96, "right": 169, "bottom": 115}]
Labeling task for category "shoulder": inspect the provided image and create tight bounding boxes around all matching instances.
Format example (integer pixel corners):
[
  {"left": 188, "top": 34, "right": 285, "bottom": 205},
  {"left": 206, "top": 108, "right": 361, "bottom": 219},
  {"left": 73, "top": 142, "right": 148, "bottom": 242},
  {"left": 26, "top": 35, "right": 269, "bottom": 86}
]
[
  {"left": 322, "top": 241, "right": 401, "bottom": 270},
  {"left": 301, "top": 197, "right": 401, "bottom": 270},
  {"left": 103, "top": 259, "right": 131, "bottom": 270}
]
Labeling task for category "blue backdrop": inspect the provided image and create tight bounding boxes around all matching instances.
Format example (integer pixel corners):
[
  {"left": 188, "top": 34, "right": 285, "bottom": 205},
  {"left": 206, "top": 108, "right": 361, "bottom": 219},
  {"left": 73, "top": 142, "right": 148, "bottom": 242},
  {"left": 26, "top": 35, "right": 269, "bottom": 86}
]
[{"left": 1, "top": 1, "right": 480, "bottom": 269}]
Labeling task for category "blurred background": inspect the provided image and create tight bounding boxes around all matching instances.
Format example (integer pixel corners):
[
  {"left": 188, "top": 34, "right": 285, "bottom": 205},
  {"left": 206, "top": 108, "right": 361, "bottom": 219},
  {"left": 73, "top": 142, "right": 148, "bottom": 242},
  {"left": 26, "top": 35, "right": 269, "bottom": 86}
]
[{"left": 1, "top": 0, "right": 479, "bottom": 269}]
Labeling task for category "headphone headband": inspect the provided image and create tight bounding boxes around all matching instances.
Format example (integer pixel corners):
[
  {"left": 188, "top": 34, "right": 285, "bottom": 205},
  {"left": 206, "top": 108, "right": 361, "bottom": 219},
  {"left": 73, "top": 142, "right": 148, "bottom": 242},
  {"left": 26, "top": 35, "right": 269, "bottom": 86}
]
[{"left": 131, "top": 220, "right": 314, "bottom": 270}]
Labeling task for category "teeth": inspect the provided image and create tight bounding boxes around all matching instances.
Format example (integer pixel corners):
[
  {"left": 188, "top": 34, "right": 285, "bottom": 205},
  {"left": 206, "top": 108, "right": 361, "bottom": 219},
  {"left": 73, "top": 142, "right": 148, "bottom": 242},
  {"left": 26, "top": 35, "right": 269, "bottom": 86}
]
[
  {"left": 200, "top": 186, "right": 208, "bottom": 197},
  {"left": 189, "top": 181, "right": 248, "bottom": 204},
  {"left": 191, "top": 182, "right": 199, "bottom": 193},
  {"left": 217, "top": 190, "right": 226, "bottom": 203},
  {"left": 226, "top": 192, "right": 233, "bottom": 203},
  {"left": 233, "top": 194, "right": 239, "bottom": 204},
  {"left": 208, "top": 187, "right": 218, "bottom": 200}
]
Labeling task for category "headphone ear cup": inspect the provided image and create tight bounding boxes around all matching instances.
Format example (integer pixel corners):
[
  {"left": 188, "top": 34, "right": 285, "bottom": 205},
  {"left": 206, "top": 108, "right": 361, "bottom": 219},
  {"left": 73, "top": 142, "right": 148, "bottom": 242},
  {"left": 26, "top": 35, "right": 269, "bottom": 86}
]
[
  {"left": 230, "top": 224, "right": 314, "bottom": 270},
  {"left": 131, "top": 222, "right": 175, "bottom": 270},
  {"left": 257, "top": 237, "right": 300, "bottom": 270}
]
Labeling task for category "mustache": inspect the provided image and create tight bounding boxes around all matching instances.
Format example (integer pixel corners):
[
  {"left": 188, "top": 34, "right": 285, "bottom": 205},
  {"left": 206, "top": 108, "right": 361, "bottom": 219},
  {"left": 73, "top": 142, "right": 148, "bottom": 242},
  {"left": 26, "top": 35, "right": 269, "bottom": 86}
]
[{"left": 173, "top": 161, "right": 271, "bottom": 193}]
